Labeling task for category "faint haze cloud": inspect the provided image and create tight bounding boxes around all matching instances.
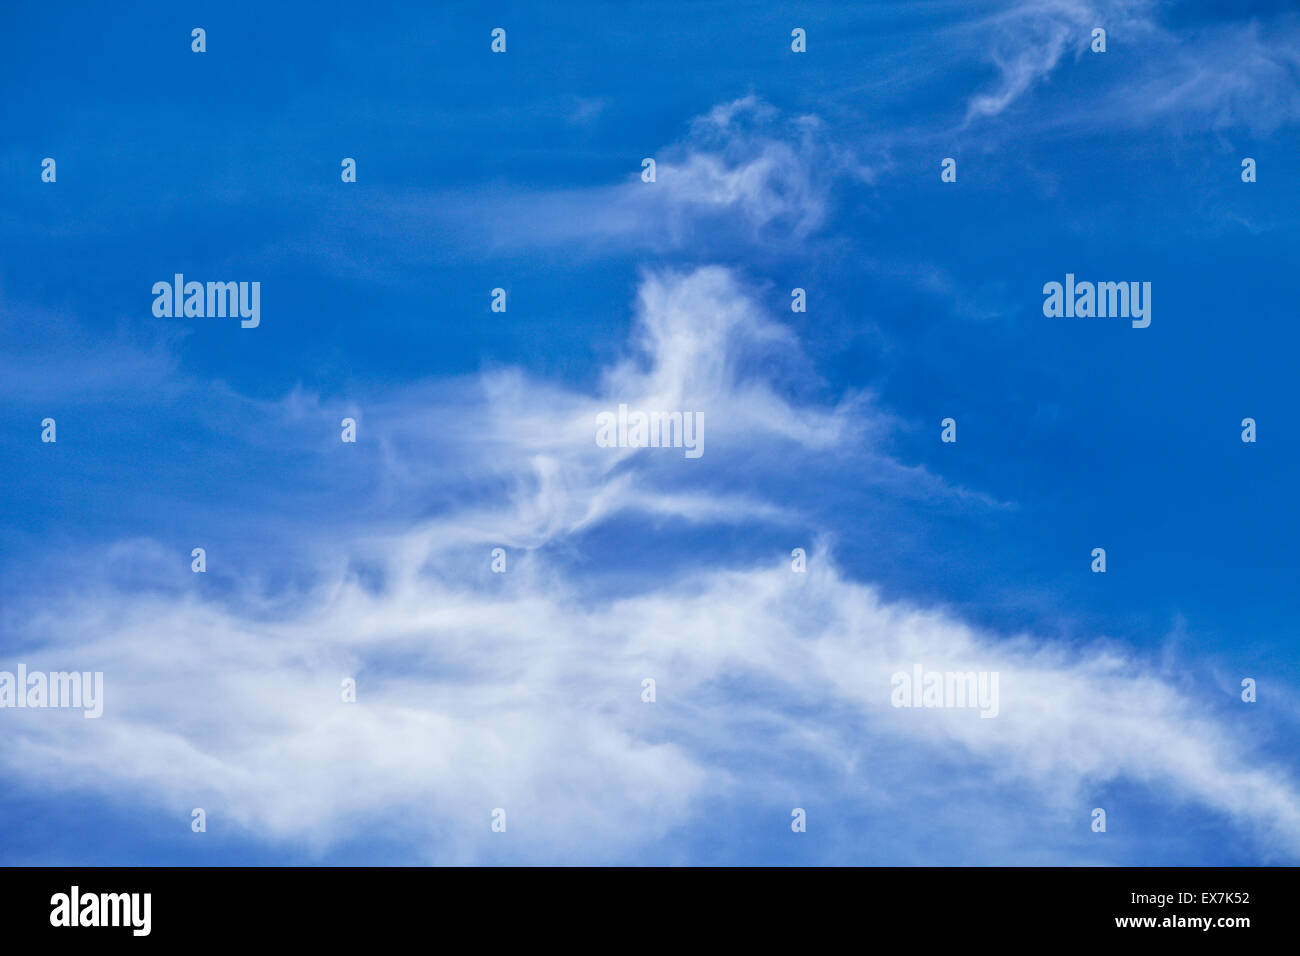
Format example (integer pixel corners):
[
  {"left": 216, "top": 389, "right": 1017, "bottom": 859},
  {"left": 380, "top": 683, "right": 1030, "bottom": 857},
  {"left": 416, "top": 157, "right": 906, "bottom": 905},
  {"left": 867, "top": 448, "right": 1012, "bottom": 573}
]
[{"left": 958, "top": 0, "right": 1300, "bottom": 135}]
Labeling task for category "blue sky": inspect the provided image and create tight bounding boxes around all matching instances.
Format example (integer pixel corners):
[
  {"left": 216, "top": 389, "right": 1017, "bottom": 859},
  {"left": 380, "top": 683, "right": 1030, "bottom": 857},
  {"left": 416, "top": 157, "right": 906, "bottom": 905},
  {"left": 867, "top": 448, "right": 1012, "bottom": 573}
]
[{"left": 1, "top": 0, "right": 1299, "bottom": 864}]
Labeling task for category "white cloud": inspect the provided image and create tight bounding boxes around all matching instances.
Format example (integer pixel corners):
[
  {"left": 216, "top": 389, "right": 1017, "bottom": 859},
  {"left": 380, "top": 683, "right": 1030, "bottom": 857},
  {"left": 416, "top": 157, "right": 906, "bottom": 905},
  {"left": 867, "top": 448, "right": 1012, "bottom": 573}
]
[
  {"left": 960, "top": 1, "right": 1300, "bottom": 134},
  {"left": 963, "top": 0, "right": 1157, "bottom": 123},
  {"left": 1101, "top": 17, "right": 1300, "bottom": 133},
  {"left": 3, "top": 266, "right": 1298, "bottom": 863},
  {"left": 376, "top": 97, "right": 871, "bottom": 261}
]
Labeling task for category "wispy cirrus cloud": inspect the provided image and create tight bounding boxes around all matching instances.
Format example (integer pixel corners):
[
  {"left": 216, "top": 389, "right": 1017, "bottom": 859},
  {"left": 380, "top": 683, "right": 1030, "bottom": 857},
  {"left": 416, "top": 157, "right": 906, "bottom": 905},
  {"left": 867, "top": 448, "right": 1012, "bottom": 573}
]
[
  {"left": 433, "top": 96, "right": 873, "bottom": 259},
  {"left": 958, "top": 0, "right": 1156, "bottom": 123},
  {"left": 264, "top": 95, "right": 873, "bottom": 278},
  {"left": 958, "top": 0, "right": 1300, "bottom": 135},
  {"left": 3, "top": 265, "right": 1297, "bottom": 864}
]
